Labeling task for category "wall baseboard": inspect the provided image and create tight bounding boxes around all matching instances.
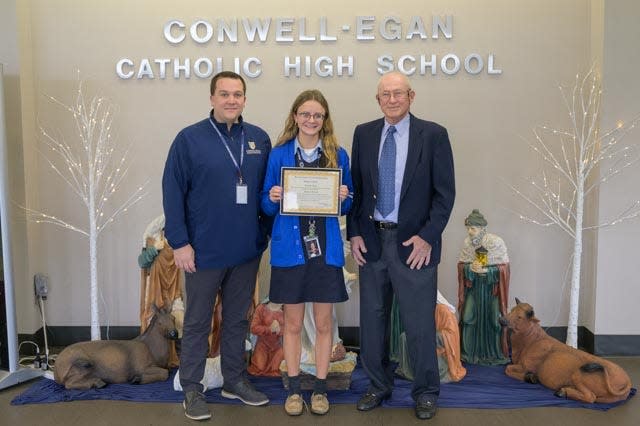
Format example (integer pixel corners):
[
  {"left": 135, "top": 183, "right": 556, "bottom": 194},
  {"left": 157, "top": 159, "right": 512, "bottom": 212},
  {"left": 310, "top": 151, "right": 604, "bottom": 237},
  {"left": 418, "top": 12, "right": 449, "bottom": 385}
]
[
  {"left": 17, "top": 325, "right": 640, "bottom": 357},
  {"left": 18, "top": 326, "right": 140, "bottom": 355}
]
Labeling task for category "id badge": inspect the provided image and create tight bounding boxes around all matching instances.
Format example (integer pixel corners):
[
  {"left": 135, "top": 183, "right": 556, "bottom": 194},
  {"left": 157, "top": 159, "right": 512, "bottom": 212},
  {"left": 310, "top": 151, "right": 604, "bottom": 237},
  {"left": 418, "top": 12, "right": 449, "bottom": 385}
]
[
  {"left": 236, "top": 183, "right": 248, "bottom": 204},
  {"left": 303, "top": 235, "right": 322, "bottom": 258}
]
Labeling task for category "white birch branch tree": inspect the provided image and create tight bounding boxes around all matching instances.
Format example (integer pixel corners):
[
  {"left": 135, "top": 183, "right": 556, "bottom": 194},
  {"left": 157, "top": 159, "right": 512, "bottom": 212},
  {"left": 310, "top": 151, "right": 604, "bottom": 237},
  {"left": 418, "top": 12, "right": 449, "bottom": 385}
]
[
  {"left": 508, "top": 69, "right": 640, "bottom": 348},
  {"left": 26, "top": 78, "right": 147, "bottom": 340}
]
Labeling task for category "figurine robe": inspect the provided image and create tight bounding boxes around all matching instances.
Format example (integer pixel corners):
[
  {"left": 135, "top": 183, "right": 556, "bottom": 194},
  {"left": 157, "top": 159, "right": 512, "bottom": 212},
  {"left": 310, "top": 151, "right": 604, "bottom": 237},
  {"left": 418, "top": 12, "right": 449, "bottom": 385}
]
[{"left": 247, "top": 302, "right": 284, "bottom": 377}]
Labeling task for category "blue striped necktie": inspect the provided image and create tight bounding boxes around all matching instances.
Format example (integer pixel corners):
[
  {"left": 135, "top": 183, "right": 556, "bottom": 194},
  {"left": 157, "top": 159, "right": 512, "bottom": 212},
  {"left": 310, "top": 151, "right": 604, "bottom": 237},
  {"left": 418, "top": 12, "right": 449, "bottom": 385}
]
[{"left": 377, "top": 125, "right": 396, "bottom": 217}]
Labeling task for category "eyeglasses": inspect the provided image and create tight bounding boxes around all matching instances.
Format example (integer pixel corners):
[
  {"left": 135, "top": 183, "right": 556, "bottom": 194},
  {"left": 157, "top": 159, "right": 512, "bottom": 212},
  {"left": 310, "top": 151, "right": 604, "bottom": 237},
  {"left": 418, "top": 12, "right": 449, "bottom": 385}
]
[
  {"left": 378, "top": 90, "right": 412, "bottom": 102},
  {"left": 297, "top": 111, "right": 325, "bottom": 121}
]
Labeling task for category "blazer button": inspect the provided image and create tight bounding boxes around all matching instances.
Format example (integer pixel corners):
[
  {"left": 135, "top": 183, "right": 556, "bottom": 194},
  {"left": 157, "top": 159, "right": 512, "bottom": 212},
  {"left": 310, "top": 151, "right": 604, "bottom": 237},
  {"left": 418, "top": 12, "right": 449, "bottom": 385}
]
[
  {"left": 368, "top": 215, "right": 373, "bottom": 220},
  {"left": 373, "top": 194, "right": 377, "bottom": 199}
]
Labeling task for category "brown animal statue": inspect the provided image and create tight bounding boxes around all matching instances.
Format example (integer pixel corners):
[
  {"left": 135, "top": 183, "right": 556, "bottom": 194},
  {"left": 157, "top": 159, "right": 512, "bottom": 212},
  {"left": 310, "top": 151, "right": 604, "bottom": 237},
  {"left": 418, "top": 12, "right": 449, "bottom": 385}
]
[
  {"left": 54, "top": 306, "right": 178, "bottom": 390},
  {"left": 499, "top": 298, "right": 632, "bottom": 403}
]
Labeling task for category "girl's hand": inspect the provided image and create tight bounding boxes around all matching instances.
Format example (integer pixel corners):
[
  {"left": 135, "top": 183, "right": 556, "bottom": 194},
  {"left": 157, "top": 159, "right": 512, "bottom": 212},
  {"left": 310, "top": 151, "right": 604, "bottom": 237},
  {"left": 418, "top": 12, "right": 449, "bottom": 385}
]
[
  {"left": 339, "top": 185, "right": 349, "bottom": 201},
  {"left": 269, "top": 185, "right": 283, "bottom": 203}
]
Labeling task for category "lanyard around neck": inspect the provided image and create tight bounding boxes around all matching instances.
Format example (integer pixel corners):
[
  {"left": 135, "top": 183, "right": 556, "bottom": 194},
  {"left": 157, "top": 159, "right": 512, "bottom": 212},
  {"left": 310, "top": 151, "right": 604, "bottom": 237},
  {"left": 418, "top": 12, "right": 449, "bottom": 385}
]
[
  {"left": 295, "top": 147, "right": 322, "bottom": 168},
  {"left": 209, "top": 118, "right": 245, "bottom": 183}
]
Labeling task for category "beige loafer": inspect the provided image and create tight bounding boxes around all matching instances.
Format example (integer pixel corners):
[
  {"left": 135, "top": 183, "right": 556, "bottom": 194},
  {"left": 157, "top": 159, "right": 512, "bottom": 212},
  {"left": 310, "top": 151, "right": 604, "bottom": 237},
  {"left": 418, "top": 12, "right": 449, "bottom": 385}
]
[
  {"left": 284, "top": 394, "right": 304, "bottom": 416},
  {"left": 310, "top": 393, "right": 329, "bottom": 415}
]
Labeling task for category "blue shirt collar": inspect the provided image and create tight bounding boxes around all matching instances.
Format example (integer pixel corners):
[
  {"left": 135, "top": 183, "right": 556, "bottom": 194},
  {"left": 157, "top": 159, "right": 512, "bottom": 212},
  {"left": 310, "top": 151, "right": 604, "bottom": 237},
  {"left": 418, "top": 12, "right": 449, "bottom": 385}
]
[
  {"left": 383, "top": 113, "right": 410, "bottom": 138},
  {"left": 294, "top": 138, "right": 323, "bottom": 162}
]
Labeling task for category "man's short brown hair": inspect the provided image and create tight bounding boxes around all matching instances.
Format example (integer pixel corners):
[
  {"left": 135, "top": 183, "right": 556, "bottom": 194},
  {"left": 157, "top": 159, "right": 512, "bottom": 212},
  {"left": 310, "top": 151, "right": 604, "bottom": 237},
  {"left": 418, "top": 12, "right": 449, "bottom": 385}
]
[{"left": 210, "top": 71, "right": 247, "bottom": 96}]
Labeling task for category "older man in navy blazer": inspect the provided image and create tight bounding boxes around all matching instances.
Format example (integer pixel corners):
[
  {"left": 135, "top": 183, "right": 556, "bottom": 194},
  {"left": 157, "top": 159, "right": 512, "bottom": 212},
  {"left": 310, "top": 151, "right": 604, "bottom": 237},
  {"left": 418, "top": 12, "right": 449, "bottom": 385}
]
[{"left": 347, "top": 71, "right": 455, "bottom": 420}]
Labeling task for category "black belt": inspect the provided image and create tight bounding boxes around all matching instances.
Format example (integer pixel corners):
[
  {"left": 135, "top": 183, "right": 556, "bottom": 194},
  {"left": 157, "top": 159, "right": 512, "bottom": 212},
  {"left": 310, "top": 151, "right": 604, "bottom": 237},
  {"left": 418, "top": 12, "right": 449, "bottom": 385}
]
[{"left": 374, "top": 221, "right": 398, "bottom": 230}]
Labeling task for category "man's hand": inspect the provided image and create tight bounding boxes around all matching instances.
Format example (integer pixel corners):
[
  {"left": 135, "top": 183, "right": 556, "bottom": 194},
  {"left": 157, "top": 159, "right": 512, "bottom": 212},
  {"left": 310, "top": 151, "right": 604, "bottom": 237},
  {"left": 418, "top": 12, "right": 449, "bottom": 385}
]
[
  {"left": 350, "top": 236, "right": 368, "bottom": 266},
  {"left": 174, "top": 244, "right": 196, "bottom": 273},
  {"left": 402, "top": 236, "right": 432, "bottom": 270}
]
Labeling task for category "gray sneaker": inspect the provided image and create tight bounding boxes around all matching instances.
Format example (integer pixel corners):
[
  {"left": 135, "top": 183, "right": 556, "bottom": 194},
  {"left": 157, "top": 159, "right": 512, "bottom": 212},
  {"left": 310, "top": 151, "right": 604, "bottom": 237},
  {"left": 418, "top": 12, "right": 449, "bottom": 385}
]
[
  {"left": 221, "top": 379, "right": 269, "bottom": 406},
  {"left": 183, "top": 390, "right": 211, "bottom": 421}
]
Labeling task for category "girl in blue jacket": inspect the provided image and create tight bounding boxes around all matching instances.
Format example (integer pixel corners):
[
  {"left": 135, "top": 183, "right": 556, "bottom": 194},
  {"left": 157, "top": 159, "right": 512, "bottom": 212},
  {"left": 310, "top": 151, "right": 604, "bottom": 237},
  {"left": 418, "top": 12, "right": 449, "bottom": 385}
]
[{"left": 261, "top": 90, "right": 353, "bottom": 416}]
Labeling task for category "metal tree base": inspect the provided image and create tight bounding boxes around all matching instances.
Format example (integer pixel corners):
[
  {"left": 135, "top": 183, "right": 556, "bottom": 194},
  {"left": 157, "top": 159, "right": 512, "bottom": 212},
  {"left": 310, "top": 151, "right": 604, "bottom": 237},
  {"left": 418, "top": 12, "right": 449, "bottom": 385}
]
[{"left": 0, "top": 367, "right": 44, "bottom": 391}]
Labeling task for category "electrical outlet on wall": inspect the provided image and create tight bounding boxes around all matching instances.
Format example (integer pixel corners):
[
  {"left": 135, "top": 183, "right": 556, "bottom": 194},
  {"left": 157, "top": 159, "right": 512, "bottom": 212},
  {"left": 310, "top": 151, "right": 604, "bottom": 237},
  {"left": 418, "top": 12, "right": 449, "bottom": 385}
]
[{"left": 34, "top": 273, "right": 49, "bottom": 299}]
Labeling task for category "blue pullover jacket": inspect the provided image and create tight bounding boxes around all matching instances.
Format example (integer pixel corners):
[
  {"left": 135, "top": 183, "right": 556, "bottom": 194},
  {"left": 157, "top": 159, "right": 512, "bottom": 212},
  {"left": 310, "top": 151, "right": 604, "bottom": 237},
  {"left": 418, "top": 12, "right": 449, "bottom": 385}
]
[{"left": 162, "top": 113, "right": 271, "bottom": 269}]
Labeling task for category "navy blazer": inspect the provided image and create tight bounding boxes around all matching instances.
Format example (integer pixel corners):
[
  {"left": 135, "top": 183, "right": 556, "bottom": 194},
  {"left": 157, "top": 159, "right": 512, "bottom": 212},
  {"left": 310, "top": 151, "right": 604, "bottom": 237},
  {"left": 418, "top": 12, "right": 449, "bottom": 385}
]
[{"left": 347, "top": 113, "right": 455, "bottom": 266}]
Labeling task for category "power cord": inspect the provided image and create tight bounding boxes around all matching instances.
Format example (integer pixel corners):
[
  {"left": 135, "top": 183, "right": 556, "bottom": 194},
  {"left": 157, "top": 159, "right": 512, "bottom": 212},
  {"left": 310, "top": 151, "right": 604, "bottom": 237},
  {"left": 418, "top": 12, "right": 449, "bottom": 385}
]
[
  {"left": 18, "top": 340, "right": 40, "bottom": 367},
  {"left": 21, "top": 293, "right": 57, "bottom": 371},
  {"left": 38, "top": 295, "right": 53, "bottom": 370},
  {"left": 18, "top": 287, "right": 57, "bottom": 377}
]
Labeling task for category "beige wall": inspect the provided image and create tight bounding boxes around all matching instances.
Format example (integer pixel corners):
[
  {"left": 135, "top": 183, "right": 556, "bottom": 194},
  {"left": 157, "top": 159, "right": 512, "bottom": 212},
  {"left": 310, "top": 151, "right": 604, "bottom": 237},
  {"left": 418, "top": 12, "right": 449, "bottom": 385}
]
[
  {"left": 1, "top": 0, "right": 637, "bottom": 337},
  {"left": 595, "top": 0, "right": 640, "bottom": 335}
]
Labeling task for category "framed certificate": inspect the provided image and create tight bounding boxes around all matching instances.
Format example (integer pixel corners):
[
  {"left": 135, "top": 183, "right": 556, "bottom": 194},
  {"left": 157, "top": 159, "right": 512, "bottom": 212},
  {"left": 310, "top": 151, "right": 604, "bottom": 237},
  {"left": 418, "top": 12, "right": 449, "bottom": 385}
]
[{"left": 280, "top": 167, "right": 342, "bottom": 216}]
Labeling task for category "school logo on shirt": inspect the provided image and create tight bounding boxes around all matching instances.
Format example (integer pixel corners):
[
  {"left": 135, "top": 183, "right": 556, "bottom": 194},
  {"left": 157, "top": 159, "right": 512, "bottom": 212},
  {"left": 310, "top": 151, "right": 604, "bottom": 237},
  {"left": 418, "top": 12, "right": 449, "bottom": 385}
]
[{"left": 246, "top": 140, "right": 262, "bottom": 154}]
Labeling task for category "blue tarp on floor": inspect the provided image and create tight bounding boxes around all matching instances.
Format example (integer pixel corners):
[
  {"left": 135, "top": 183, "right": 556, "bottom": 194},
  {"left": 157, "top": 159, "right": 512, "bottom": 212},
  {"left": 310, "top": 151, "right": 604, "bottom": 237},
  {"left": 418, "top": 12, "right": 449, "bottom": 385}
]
[{"left": 11, "top": 363, "right": 635, "bottom": 410}]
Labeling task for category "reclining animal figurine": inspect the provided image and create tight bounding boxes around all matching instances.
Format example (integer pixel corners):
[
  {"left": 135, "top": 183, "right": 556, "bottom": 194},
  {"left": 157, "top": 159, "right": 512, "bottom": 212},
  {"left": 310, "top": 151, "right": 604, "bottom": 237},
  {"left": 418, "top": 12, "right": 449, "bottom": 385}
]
[
  {"left": 54, "top": 306, "right": 178, "bottom": 390},
  {"left": 500, "top": 298, "right": 632, "bottom": 403}
]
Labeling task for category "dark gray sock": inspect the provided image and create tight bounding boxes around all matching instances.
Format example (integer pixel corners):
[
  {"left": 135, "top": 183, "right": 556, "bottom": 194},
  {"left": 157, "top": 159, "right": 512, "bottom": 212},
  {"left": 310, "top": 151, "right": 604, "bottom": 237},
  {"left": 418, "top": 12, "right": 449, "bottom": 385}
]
[
  {"left": 313, "top": 378, "right": 327, "bottom": 395},
  {"left": 288, "top": 374, "right": 301, "bottom": 395}
]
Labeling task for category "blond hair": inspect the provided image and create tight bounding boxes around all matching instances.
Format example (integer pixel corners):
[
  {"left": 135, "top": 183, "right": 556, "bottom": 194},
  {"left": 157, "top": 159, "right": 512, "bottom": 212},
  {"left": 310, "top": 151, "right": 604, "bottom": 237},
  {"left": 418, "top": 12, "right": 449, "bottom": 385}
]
[{"left": 276, "top": 89, "right": 339, "bottom": 168}]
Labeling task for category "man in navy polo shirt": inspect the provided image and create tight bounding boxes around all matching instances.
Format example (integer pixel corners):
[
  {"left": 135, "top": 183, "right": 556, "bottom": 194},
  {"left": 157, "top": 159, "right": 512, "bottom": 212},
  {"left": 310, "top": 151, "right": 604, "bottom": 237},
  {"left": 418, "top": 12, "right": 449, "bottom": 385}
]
[{"left": 163, "top": 71, "right": 271, "bottom": 421}]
